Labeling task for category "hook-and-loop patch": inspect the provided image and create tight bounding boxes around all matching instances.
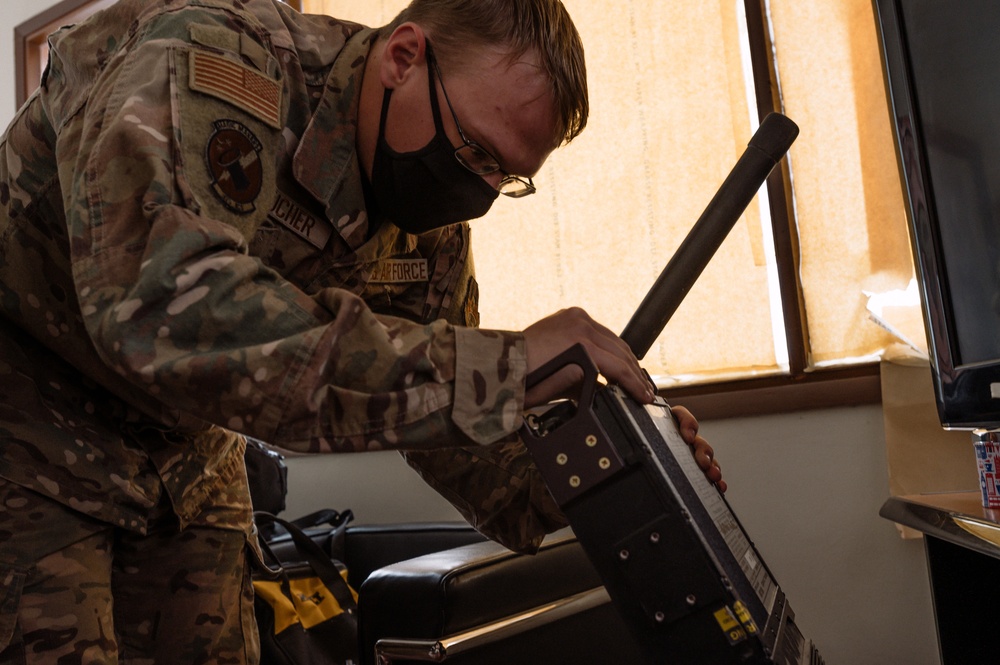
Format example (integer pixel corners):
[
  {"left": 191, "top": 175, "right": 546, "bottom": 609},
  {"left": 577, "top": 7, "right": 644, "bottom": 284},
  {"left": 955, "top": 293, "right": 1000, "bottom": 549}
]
[{"left": 190, "top": 49, "right": 282, "bottom": 129}]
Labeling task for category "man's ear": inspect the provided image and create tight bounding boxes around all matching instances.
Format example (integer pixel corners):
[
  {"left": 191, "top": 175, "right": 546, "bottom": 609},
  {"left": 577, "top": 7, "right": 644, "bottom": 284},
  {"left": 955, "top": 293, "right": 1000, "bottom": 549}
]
[{"left": 380, "top": 23, "right": 427, "bottom": 89}]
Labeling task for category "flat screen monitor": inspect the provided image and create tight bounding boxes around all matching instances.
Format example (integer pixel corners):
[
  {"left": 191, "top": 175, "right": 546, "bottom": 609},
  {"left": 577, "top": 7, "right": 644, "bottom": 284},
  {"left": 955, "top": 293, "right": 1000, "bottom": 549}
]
[{"left": 874, "top": 0, "right": 1000, "bottom": 429}]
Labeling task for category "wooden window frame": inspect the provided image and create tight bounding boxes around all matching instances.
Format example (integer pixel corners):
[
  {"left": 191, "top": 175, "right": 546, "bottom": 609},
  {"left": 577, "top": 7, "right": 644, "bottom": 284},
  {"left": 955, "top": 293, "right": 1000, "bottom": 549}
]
[
  {"left": 14, "top": 0, "right": 116, "bottom": 108},
  {"left": 658, "top": 0, "right": 881, "bottom": 420}
]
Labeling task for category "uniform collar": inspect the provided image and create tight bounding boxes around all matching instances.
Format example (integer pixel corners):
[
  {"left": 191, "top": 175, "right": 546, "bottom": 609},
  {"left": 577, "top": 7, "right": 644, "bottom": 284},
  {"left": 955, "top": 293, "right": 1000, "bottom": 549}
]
[{"left": 293, "top": 27, "right": 379, "bottom": 249}]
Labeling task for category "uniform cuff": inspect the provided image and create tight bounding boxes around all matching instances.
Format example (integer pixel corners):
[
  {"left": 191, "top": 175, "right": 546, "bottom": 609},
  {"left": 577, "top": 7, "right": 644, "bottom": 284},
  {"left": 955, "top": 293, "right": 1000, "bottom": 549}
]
[{"left": 452, "top": 327, "right": 527, "bottom": 445}]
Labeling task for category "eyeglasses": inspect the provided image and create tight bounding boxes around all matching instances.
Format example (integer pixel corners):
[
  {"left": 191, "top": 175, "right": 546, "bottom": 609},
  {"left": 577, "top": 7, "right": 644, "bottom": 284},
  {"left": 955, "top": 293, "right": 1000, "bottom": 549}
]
[{"left": 426, "top": 44, "right": 537, "bottom": 198}]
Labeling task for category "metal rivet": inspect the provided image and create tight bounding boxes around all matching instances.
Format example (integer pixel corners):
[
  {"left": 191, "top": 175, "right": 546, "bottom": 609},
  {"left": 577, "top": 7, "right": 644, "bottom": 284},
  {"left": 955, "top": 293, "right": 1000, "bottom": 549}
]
[
  {"left": 619, "top": 549, "right": 630, "bottom": 561},
  {"left": 585, "top": 435, "right": 597, "bottom": 447},
  {"left": 649, "top": 532, "right": 660, "bottom": 544},
  {"left": 686, "top": 595, "right": 697, "bottom": 606},
  {"left": 599, "top": 457, "right": 611, "bottom": 469},
  {"left": 654, "top": 611, "right": 666, "bottom": 623},
  {"left": 569, "top": 475, "right": 581, "bottom": 488},
  {"left": 556, "top": 453, "right": 568, "bottom": 465}
]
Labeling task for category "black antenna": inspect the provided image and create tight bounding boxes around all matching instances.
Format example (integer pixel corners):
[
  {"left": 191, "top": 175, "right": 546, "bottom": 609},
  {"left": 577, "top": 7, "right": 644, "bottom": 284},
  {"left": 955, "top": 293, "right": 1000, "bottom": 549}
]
[{"left": 620, "top": 112, "right": 799, "bottom": 359}]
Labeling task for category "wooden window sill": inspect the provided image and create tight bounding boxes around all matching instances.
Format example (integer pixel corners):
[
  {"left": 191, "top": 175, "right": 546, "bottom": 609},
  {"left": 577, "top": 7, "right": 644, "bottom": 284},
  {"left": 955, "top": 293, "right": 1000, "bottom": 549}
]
[{"left": 658, "top": 363, "right": 882, "bottom": 420}]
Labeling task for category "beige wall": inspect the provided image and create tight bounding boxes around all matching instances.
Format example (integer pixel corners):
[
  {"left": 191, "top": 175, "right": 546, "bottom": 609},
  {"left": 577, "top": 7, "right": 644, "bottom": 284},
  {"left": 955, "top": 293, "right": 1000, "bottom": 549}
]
[
  {"left": 3, "top": 3, "right": 939, "bottom": 663},
  {"left": 1, "top": 4, "right": 55, "bottom": 128}
]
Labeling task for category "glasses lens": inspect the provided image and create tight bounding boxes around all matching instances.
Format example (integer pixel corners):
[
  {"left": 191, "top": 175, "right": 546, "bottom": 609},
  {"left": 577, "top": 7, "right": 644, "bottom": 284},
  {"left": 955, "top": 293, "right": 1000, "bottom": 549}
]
[
  {"left": 455, "top": 144, "right": 500, "bottom": 176},
  {"left": 498, "top": 176, "right": 536, "bottom": 198}
]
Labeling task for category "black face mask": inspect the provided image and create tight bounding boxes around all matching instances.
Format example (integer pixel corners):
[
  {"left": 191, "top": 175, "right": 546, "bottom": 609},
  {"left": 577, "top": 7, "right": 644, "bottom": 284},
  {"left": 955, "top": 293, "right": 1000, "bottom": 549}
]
[{"left": 369, "top": 56, "right": 499, "bottom": 235}]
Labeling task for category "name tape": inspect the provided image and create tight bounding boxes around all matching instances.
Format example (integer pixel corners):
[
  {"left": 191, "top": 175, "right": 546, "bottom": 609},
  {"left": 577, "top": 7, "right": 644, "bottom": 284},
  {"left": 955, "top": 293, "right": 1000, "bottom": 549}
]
[{"left": 369, "top": 259, "right": 429, "bottom": 284}]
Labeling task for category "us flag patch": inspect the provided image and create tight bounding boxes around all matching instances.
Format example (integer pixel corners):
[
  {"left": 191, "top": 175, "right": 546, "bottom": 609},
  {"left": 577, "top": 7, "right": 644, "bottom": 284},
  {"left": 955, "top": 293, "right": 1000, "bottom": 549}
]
[{"left": 190, "top": 49, "right": 282, "bottom": 128}]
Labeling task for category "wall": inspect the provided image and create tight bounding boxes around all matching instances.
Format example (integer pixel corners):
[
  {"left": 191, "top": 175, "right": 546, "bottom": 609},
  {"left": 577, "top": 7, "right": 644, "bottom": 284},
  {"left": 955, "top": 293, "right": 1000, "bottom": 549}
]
[
  {"left": 1, "top": 5, "right": 50, "bottom": 122},
  {"left": 2, "top": 3, "right": 940, "bottom": 664},
  {"left": 706, "top": 406, "right": 938, "bottom": 665}
]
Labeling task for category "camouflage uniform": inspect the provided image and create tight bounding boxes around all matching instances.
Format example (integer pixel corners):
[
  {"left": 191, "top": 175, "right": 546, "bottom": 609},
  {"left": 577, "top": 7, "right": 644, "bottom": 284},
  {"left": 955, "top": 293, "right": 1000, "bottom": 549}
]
[{"left": 0, "top": 0, "right": 564, "bottom": 661}]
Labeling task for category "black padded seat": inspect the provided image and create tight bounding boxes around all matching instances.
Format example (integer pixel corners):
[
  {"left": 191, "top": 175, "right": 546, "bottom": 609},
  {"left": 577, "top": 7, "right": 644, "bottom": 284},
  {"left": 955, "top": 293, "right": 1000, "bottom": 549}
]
[{"left": 357, "top": 530, "right": 644, "bottom": 664}]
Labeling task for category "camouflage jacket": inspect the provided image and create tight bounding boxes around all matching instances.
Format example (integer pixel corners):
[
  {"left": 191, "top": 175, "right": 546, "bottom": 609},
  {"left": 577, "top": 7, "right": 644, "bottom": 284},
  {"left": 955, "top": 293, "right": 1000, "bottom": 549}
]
[{"left": 0, "top": 0, "right": 563, "bottom": 552}]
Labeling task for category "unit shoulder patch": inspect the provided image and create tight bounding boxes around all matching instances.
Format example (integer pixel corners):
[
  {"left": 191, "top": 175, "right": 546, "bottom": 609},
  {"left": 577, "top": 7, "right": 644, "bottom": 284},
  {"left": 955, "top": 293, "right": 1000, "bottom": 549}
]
[{"left": 205, "top": 119, "right": 264, "bottom": 214}]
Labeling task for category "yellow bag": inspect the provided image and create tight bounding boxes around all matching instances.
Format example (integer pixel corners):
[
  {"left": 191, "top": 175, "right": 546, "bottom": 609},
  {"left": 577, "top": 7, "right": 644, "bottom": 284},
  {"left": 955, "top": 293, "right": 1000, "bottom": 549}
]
[{"left": 253, "top": 511, "right": 358, "bottom": 665}]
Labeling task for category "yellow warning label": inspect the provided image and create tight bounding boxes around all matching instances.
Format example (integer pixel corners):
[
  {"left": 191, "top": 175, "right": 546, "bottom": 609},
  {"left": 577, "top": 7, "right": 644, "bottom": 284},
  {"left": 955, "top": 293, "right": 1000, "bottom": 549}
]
[
  {"left": 714, "top": 607, "right": 740, "bottom": 631},
  {"left": 733, "top": 601, "right": 759, "bottom": 634},
  {"left": 714, "top": 606, "right": 748, "bottom": 645}
]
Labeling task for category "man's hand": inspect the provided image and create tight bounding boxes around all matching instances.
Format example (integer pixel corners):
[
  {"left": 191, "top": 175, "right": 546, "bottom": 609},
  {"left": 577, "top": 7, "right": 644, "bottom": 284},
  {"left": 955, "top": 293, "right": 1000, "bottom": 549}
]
[
  {"left": 672, "top": 404, "right": 727, "bottom": 493},
  {"left": 519, "top": 308, "right": 725, "bottom": 492},
  {"left": 521, "top": 307, "right": 654, "bottom": 408}
]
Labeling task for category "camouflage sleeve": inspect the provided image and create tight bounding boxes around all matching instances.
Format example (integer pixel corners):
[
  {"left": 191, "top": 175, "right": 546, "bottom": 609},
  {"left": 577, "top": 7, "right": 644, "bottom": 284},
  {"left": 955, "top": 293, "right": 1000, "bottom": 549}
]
[
  {"left": 53, "top": 8, "right": 526, "bottom": 453},
  {"left": 401, "top": 232, "right": 568, "bottom": 553},
  {"left": 403, "top": 440, "right": 567, "bottom": 554}
]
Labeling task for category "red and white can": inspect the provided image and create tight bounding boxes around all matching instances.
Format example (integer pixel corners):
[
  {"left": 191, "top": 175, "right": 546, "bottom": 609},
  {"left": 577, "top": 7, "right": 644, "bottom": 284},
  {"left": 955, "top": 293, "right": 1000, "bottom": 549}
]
[{"left": 973, "top": 430, "right": 1000, "bottom": 508}]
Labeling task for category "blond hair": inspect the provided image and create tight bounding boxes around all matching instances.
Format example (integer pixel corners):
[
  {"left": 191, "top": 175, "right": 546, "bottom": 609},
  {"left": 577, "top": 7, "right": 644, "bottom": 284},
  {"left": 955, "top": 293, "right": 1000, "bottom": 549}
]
[{"left": 382, "top": 0, "right": 588, "bottom": 145}]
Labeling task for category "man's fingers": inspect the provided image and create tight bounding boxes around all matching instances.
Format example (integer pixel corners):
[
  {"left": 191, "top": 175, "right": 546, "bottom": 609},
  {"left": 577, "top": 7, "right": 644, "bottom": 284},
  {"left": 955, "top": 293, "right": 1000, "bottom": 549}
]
[
  {"left": 522, "top": 307, "right": 653, "bottom": 406},
  {"left": 670, "top": 405, "right": 699, "bottom": 443},
  {"left": 693, "top": 437, "right": 715, "bottom": 469},
  {"left": 684, "top": 423, "right": 726, "bottom": 493},
  {"left": 585, "top": 343, "right": 654, "bottom": 403},
  {"left": 521, "top": 313, "right": 729, "bottom": 495}
]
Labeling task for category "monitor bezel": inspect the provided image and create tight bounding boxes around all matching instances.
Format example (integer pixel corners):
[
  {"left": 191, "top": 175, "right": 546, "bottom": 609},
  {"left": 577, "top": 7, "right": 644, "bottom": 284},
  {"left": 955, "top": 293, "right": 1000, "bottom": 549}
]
[{"left": 873, "top": 0, "right": 1000, "bottom": 430}]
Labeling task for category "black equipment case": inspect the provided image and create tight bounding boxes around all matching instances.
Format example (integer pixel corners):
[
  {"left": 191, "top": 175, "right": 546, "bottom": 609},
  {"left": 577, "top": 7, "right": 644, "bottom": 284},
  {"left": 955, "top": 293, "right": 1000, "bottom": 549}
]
[
  {"left": 520, "top": 113, "right": 824, "bottom": 664},
  {"left": 521, "top": 349, "right": 823, "bottom": 664}
]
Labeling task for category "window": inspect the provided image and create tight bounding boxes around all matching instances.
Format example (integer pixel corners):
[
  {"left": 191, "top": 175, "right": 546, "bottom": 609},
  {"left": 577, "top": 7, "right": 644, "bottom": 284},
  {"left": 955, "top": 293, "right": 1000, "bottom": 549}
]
[
  {"left": 18, "top": 0, "right": 916, "bottom": 416},
  {"left": 305, "top": 0, "right": 916, "bottom": 415}
]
